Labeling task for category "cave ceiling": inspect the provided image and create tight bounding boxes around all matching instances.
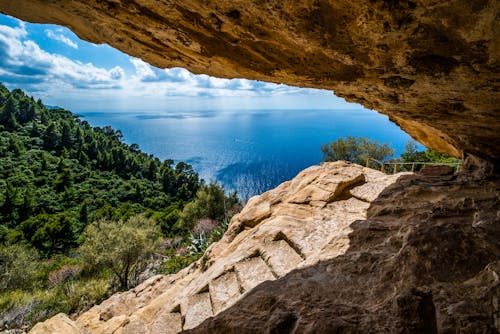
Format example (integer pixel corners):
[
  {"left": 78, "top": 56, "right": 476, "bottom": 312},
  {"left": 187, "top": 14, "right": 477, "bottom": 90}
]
[{"left": 1, "top": 0, "right": 498, "bottom": 164}]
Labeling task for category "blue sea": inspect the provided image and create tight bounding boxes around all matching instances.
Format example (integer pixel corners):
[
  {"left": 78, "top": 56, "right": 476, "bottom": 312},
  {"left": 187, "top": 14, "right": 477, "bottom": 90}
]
[{"left": 80, "top": 108, "right": 415, "bottom": 200}]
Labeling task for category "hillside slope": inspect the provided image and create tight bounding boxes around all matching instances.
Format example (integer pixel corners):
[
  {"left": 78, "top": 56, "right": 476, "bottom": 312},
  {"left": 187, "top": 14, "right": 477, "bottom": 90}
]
[{"left": 0, "top": 84, "right": 233, "bottom": 329}]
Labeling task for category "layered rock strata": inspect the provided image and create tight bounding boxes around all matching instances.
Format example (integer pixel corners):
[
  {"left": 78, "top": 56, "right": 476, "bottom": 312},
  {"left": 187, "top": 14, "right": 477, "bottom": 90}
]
[
  {"left": 29, "top": 162, "right": 500, "bottom": 333},
  {"left": 1, "top": 0, "right": 499, "bottom": 163},
  {"left": 188, "top": 167, "right": 500, "bottom": 333}
]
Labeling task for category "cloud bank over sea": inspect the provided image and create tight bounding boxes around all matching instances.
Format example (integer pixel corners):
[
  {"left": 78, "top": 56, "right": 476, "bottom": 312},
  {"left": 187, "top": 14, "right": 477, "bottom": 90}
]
[{"left": 0, "top": 14, "right": 356, "bottom": 111}]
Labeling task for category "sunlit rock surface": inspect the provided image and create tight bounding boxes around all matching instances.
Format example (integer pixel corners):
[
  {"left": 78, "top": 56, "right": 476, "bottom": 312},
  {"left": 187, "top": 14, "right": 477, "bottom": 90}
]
[
  {"left": 1, "top": 0, "right": 499, "bottom": 163},
  {"left": 27, "top": 162, "right": 500, "bottom": 333}
]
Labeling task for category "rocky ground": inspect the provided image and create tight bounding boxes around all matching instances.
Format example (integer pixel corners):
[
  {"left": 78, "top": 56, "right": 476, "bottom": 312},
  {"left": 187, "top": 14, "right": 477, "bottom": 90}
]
[{"left": 27, "top": 162, "right": 500, "bottom": 333}]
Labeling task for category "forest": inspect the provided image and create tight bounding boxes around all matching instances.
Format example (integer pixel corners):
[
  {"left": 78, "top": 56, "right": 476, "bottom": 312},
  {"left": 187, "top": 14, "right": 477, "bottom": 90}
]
[{"left": 0, "top": 83, "right": 239, "bottom": 330}]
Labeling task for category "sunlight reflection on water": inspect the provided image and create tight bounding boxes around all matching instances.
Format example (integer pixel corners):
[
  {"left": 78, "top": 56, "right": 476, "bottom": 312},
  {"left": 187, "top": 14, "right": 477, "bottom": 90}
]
[{"left": 80, "top": 108, "right": 415, "bottom": 201}]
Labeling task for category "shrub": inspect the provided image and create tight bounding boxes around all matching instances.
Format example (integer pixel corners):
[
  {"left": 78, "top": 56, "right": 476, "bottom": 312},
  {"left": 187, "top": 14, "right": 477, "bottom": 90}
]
[
  {"left": 399, "top": 140, "right": 460, "bottom": 166},
  {"left": 192, "top": 218, "right": 218, "bottom": 235},
  {"left": 180, "top": 182, "right": 238, "bottom": 232},
  {"left": 208, "top": 218, "right": 230, "bottom": 244},
  {"left": 321, "top": 136, "right": 394, "bottom": 165},
  {"left": 0, "top": 243, "right": 40, "bottom": 292},
  {"left": 156, "top": 252, "right": 201, "bottom": 275},
  {"left": 188, "top": 231, "right": 209, "bottom": 255},
  {"left": 47, "top": 264, "right": 82, "bottom": 288},
  {"left": 79, "top": 215, "right": 160, "bottom": 289}
]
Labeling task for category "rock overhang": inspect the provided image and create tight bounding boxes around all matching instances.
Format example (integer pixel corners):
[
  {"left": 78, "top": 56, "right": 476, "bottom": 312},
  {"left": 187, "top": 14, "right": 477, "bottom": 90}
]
[{"left": 1, "top": 0, "right": 498, "bottom": 165}]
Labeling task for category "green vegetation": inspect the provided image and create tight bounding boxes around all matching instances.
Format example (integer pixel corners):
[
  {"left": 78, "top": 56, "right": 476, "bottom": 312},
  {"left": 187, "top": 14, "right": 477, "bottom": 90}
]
[
  {"left": 79, "top": 216, "right": 160, "bottom": 289},
  {"left": 391, "top": 140, "right": 461, "bottom": 172},
  {"left": 399, "top": 140, "right": 460, "bottom": 164},
  {"left": 157, "top": 188, "right": 239, "bottom": 275},
  {"left": 321, "top": 136, "right": 460, "bottom": 172},
  {"left": 180, "top": 182, "right": 238, "bottom": 232},
  {"left": 0, "top": 83, "right": 240, "bottom": 330},
  {"left": 321, "top": 136, "right": 394, "bottom": 165}
]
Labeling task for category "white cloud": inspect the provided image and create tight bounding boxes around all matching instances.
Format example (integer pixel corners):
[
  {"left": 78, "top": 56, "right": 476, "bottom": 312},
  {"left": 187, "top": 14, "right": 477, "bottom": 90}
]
[
  {"left": 0, "top": 22, "right": 123, "bottom": 91},
  {"left": 130, "top": 58, "right": 157, "bottom": 81},
  {"left": 0, "top": 19, "right": 341, "bottom": 110},
  {"left": 126, "top": 58, "right": 308, "bottom": 98},
  {"left": 110, "top": 66, "right": 125, "bottom": 80},
  {"left": 0, "top": 22, "right": 27, "bottom": 39},
  {"left": 45, "top": 29, "right": 78, "bottom": 49}
]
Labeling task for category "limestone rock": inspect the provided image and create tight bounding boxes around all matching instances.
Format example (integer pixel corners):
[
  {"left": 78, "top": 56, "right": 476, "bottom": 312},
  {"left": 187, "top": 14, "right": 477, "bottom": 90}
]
[
  {"left": 419, "top": 164, "right": 455, "bottom": 176},
  {"left": 1, "top": 0, "right": 499, "bottom": 163},
  {"left": 27, "top": 162, "right": 408, "bottom": 333},
  {"left": 29, "top": 314, "right": 84, "bottom": 334},
  {"left": 186, "top": 169, "right": 500, "bottom": 333},
  {"left": 236, "top": 196, "right": 271, "bottom": 228},
  {"left": 28, "top": 161, "right": 499, "bottom": 333}
]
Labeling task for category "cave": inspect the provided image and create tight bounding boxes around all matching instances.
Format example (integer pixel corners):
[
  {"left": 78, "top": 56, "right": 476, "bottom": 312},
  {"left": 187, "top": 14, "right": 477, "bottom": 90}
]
[{"left": 1, "top": 1, "right": 498, "bottom": 333}]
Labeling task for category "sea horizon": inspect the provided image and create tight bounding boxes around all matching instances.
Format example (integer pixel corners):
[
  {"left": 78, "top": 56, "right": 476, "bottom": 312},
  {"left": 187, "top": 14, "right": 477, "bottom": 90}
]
[{"left": 79, "top": 108, "right": 418, "bottom": 201}]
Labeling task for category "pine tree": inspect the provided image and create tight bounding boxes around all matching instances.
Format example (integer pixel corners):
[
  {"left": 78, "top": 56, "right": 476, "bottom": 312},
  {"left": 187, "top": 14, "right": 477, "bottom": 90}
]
[
  {"left": 1, "top": 182, "right": 19, "bottom": 227},
  {"left": 79, "top": 202, "right": 89, "bottom": 225},
  {"left": 30, "top": 121, "right": 40, "bottom": 137},
  {"left": 8, "top": 135, "right": 24, "bottom": 156},
  {"left": 54, "top": 168, "right": 73, "bottom": 192},
  {"left": 75, "top": 127, "right": 84, "bottom": 149},
  {"left": 42, "top": 123, "right": 59, "bottom": 150},
  {"left": 40, "top": 111, "right": 49, "bottom": 125},
  {"left": 147, "top": 160, "right": 157, "bottom": 181},
  {"left": 0, "top": 96, "right": 19, "bottom": 130},
  {"left": 19, "top": 189, "right": 34, "bottom": 222},
  {"left": 18, "top": 99, "right": 36, "bottom": 123},
  {"left": 40, "top": 152, "right": 49, "bottom": 172},
  {"left": 60, "top": 121, "right": 73, "bottom": 148}
]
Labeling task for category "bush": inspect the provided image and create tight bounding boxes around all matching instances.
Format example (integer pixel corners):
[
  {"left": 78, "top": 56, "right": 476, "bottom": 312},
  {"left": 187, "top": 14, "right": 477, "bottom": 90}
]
[
  {"left": 56, "top": 276, "right": 110, "bottom": 315},
  {"left": 321, "top": 136, "right": 394, "bottom": 165},
  {"left": 156, "top": 252, "right": 201, "bottom": 275},
  {"left": 79, "top": 215, "right": 160, "bottom": 289},
  {"left": 155, "top": 218, "right": 231, "bottom": 276},
  {"left": 188, "top": 231, "right": 209, "bottom": 255},
  {"left": 18, "top": 213, "right": 77, "bottom": 256},
  {"left": 399, "top": 140, "right": 460, "bottom": 165},
  {"left": 152, "top": 205, "right": 181, "bottom": 236},
  {"left": 0, "top": 243, "right": 40, "bottom": 292},
  {"left": 0, "top": 276, "right": 110, "bottom": 330},
  {"left": 180, "top": 182, "right": 238, "bottom": 232},
  {"left": 208, "top": 218, "right": 230, "bottom": 244},
  {"left": 47, "top": 264, "right": 82, "bottom": 288}
]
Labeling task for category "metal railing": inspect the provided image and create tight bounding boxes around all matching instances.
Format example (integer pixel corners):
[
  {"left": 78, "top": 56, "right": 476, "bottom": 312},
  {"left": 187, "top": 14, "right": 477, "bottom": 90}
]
[{"left": 366, "top": 158, "right": 461, "bottom": 174}]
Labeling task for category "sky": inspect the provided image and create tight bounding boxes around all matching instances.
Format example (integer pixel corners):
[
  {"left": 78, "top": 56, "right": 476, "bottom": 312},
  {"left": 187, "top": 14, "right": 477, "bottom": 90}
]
[{"left": 0, "top": 13, "right": 363, "bottom": 112}]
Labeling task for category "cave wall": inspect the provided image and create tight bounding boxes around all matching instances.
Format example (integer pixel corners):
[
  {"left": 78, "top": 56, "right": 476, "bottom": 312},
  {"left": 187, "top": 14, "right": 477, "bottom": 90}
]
[{"left": 1, "top": 0, "right": 498, "bottom": 162}]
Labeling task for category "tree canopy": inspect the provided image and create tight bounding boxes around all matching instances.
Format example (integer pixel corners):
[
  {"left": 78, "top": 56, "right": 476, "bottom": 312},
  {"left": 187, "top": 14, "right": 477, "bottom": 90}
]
[
  {"left": 399, "top": 140, "right": 460, "bottom": 164},
  {"left": 0, "top": 83, "right": 204, "bottom": 253},
  {"left": 321, "top": 137, "right": 460, "bottom": 173},
  {"left": 321, "top": 136, "right": 394, "bottom": 165},
  {"left": 79, "top": 216, "right": 160, "bottom": 289}
]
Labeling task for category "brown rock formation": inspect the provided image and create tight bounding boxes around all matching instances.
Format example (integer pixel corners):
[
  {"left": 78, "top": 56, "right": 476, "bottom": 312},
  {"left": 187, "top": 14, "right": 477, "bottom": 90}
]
[
  {"left": 26, "top": 162, "right": 500, "bottom": 333},
  {"left": 1, "top": 0, "right": 498, "bottom": 164},
  {"left": 188, "top": 168, "right": 500, "bottom": 333},
  {"left": 29, "top": 314, "right": 82, "bottom": 334}
]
